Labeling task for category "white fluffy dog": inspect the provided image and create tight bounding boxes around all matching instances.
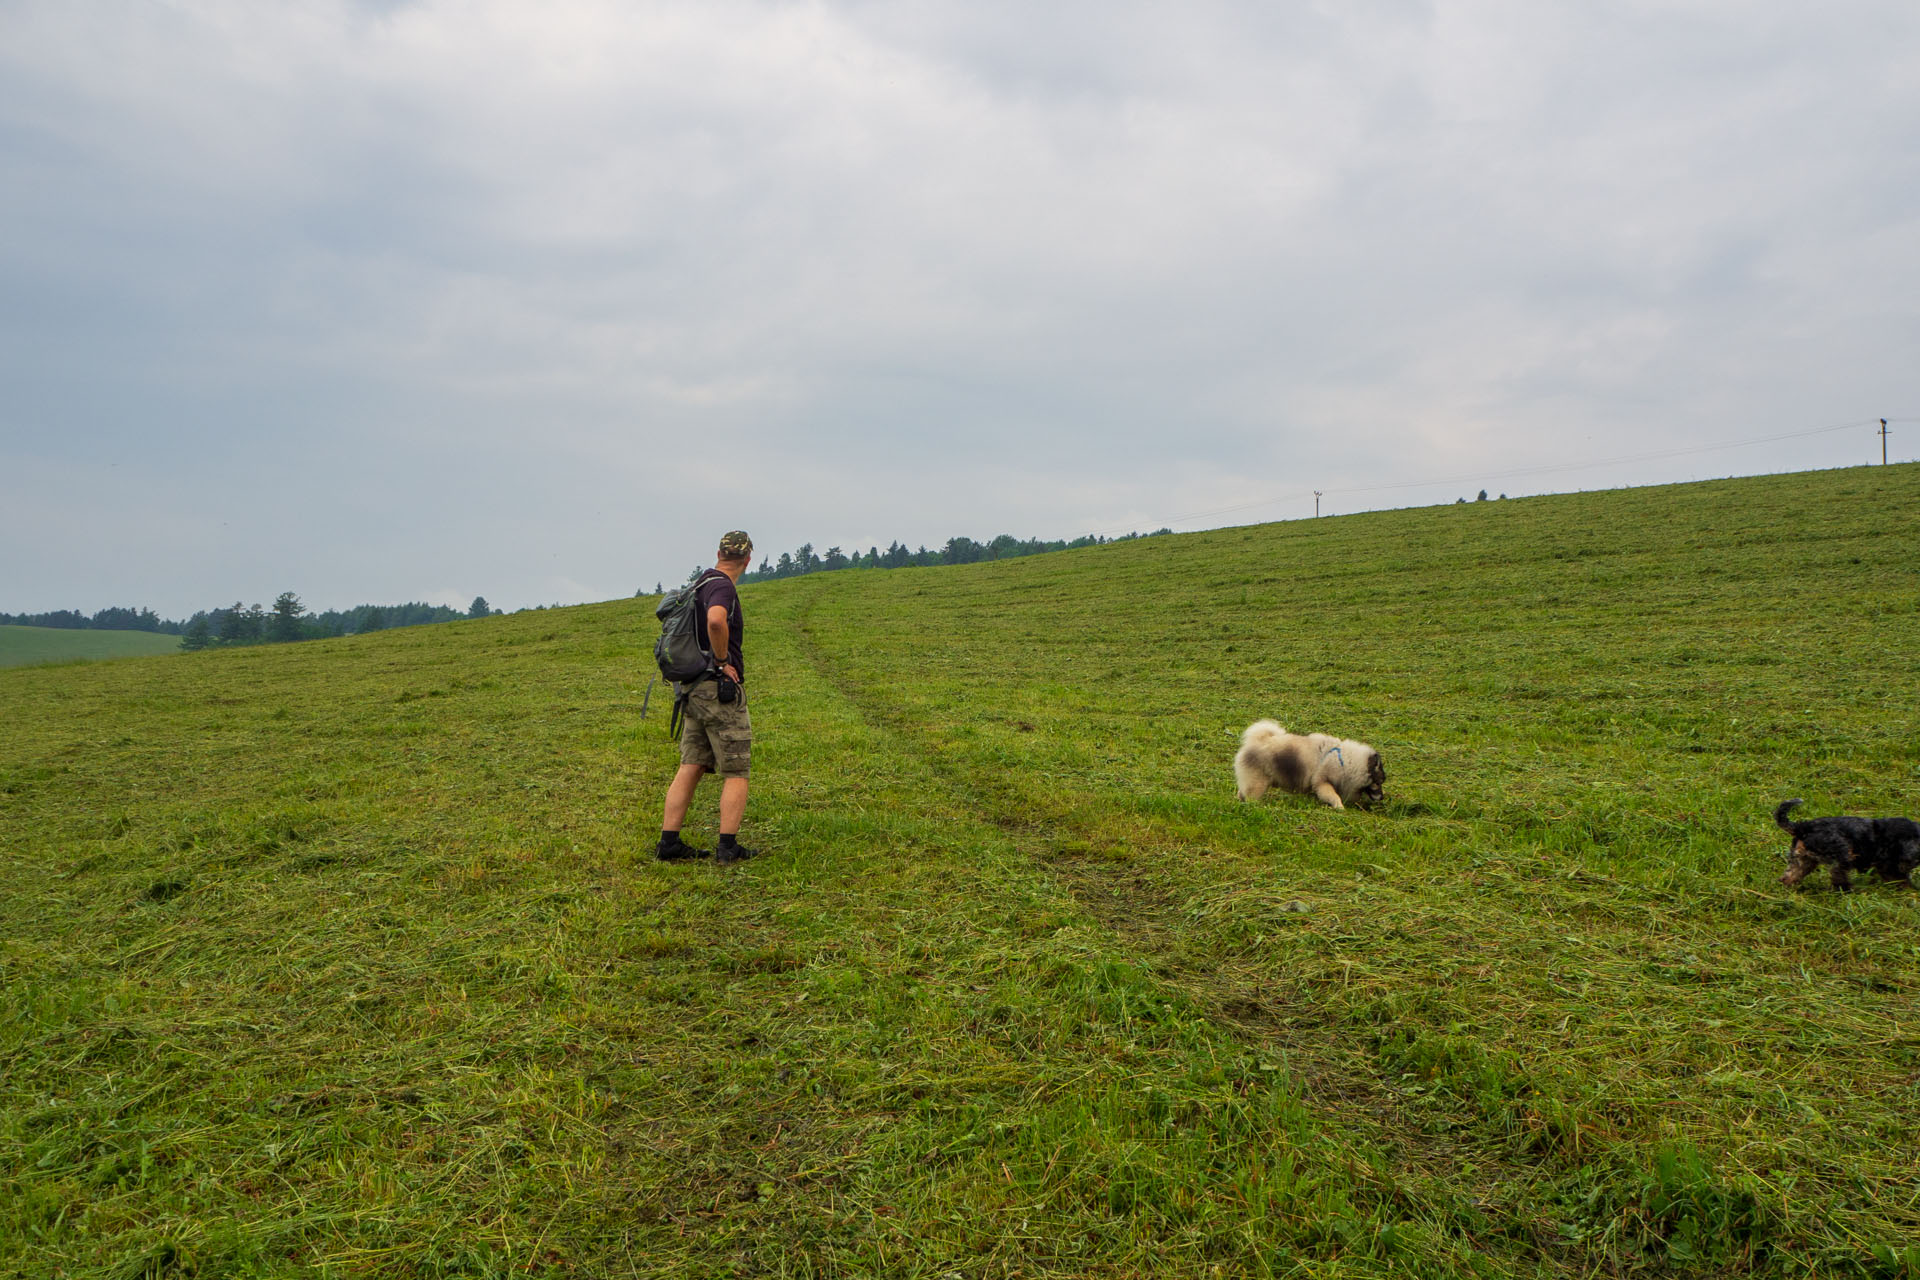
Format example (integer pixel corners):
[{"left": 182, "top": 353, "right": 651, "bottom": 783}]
[{"left": 1234, "top": 720, "right": 1385, "bottom": 810}]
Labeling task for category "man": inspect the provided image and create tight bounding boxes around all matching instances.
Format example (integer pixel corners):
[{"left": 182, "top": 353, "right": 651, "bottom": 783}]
[{"left": 657, "top": 531, "right": 758, "bottom": 865}]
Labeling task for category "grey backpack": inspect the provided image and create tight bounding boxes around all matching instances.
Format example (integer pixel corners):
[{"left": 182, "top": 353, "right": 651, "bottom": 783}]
[{"left": 653, "top": 571, "right": 719, "bottom": 684}]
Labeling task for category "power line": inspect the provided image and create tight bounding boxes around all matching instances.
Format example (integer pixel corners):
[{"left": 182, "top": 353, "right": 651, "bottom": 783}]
[{"left": 1090, "top": 416, "right": 1899, "bottom": 538}]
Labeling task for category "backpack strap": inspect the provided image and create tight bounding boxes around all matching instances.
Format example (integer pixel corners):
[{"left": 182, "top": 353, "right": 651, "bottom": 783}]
[{"left": 689, "top": 569, "right": 723, "bottom": 664}]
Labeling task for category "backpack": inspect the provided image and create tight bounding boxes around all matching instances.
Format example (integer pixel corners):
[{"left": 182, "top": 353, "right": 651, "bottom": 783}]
[{"left": 653, "top": 571, "right": 720, "bottom": 683}]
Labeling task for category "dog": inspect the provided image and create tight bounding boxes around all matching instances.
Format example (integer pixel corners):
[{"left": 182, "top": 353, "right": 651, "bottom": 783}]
[
  {"left": 1235, "top": 720, "right": 1384, "bottom": 810},
  {"left": 1774, "top": 799, "right": 1920, "bottom": 891}
]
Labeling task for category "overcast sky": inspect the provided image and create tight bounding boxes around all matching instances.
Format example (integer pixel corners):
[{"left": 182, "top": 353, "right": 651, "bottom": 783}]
[{"left": 3, "top": 0, "right": 1915, "bottom": 615}]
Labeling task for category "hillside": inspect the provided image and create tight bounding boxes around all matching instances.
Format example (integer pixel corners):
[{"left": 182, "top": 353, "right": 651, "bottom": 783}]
[
  {"left": 3, "top": 464, "right": 1918, "bottom": 1278},
  {"left": 0, "top": 624, "right": 180, "bottom": 668}
]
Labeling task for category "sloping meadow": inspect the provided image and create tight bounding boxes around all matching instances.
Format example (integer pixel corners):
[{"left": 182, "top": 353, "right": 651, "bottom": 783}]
[
  {"left": 3, "top": 465, "right": 1918, "bottom": 1277},
  {"left": 0, "top": 626, "right": 182, "bottom": 669}
]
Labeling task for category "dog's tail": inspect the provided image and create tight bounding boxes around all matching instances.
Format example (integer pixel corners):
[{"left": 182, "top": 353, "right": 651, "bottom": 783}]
[
  {"left": 1774, "top": 798, "right": 1804, "bottom": 832},
  {"left": 1240, "top": 719, "right": 1286, "bottom": 747}
]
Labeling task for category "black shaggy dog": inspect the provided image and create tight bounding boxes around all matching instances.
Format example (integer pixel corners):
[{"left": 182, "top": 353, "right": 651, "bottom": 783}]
[{"left": 1774, "top": 799, "right": 1920, "bottom": 892}]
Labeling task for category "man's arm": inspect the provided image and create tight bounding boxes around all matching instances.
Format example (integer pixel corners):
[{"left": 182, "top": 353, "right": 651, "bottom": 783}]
[{"left": 706, "top": 604, "right": 735, "bottom": 677}]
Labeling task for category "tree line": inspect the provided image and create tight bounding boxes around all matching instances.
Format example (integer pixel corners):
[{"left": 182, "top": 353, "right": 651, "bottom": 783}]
[
  {"left": 0, "top": 607, "right": 180, "bottom": 633},
  {"left": 178, "top": 595, "right": 495, "bottom": 649},
  {"left": 3, "top": 597, "right": 496, "bottom": 649},
  {"left": 648, "top": 529, "right": 1174, "bottom": 593}
]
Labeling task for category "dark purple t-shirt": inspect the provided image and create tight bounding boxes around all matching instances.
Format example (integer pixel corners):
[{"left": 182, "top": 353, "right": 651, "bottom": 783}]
[{"left": 693, "top": 570, "right": 744, "bottom": 680}]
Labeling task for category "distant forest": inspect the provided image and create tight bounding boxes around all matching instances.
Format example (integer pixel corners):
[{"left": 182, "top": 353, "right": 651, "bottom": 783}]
[
  {"left": 12, "top": 527, "right": 1177, "bottom": 647},
  {"left": 650, "top": 529, "right": 1174, "bottom": 593},
  {"left": 1, "top": 596, "right": 496, "bottom": 650},
  {"left": 0, "top": 607, "right": 181, "bottom": 634}
]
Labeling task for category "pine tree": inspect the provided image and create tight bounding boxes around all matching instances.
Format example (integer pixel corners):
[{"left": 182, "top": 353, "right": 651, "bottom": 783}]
[
  {"left": 270, "top": 592, "right": 306, "bottom": 643},
  {"left": 181, "top": 614, "right": 212, "bottom": 651},
  {"left": 216, "top": 602, "right": 253, "bottom": 644}
]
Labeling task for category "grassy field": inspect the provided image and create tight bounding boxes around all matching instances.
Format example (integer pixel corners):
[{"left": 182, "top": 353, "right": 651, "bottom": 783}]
[
  {"left": 3, "top": 465, "right": 1918, "bottom": 1278},
  {"left": 0, "top": 625, "right": 181, "bottom": 668}
]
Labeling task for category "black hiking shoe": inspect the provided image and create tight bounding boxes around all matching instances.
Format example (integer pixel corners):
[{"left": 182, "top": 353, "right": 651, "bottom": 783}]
[
  {"left": 655, "top": 835, "right": 710, "bottom": 862},
  {"left": 714, "top": 840, "right": 758, "bottom": 866}
]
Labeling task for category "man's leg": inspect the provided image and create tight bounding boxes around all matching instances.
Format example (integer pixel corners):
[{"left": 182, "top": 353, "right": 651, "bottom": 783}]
[
  {"left": 711, "top": 693, "right": 755, "bottom": 863},
  {"left": 718, "top": 776, "right": 749, "bottom": 835},
  {"left": 662, "top": 762, "right": 707, "bottom": 830}
]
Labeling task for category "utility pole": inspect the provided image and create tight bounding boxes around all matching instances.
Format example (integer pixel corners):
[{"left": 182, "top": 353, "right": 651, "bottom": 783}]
[
  {"left": 1881, "top": 418, "right": 1890, "bottom": 465},
  {"left": 1314, "top": 490, "right": 1323, "bottom": 518}
]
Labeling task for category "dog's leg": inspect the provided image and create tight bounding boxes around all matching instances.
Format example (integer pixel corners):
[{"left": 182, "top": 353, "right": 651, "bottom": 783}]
[
  {"left": 1313, "top": 781, "right": 1345, "bottom": 809},
  {"left": 1234, "top": 751, "right": 1270, "bottom": 803},
  {"left": 1890, "top": 840, "right": 1919, "bottom": 886},
  {"left": 1781, "top": 842, "right": 1818, "bottom": 887}
]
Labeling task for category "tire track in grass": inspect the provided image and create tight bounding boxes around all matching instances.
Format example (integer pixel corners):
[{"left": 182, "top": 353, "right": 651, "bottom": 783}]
[
  {"left": 788, "top": 564, "right": 1903, "bottom": 1273},
  {"left": 787, "top": 585, "right": 1587, "bottom": 1271},
  {"left": 767, "top": 478, "right": 1920, "bottom": 1273}
]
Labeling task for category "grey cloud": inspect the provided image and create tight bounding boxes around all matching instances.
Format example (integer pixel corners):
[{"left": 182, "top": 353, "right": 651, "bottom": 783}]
[{"left": 1, "top": 0, "right": 1915, "bottom": 613}]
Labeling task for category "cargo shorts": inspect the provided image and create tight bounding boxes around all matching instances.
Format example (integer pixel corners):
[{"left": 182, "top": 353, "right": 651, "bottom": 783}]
[{"left": 679, "top": 680, "right": 752, "bottom": 779}]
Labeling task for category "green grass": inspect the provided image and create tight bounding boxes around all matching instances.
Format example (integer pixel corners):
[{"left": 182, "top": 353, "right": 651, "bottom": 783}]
[
  {"left": 0, "top": 625, "right": 181, "bottom": 668},
  {"left": 3, "top": 464, "right": 1919, "bottom": 1278}
]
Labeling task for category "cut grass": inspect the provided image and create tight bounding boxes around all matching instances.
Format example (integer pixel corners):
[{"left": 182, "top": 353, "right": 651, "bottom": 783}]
[
  {"left": 3, "top": 464, "right": 1919, "bottom": 1277},
  {"left": 0, "top": 625, "right": 180, "bottom": 668}
]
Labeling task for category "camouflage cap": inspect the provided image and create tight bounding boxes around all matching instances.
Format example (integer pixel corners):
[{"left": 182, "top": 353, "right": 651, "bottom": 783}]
[{"left": 718, "top": 530, "right": 754, "bottom": 559}]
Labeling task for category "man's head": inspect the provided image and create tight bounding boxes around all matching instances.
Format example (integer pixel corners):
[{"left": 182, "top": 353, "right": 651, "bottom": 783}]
[{"left": 717, "top": 530, "right": 753, "bottom": 565}]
